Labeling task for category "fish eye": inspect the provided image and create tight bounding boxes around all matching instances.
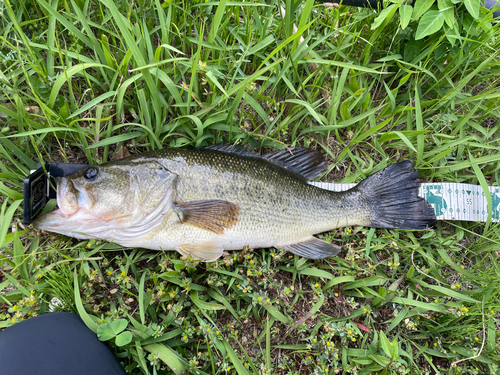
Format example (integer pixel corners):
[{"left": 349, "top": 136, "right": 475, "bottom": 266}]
[{"left": 83, "top": 167, "right": 99, "bottom": 181}]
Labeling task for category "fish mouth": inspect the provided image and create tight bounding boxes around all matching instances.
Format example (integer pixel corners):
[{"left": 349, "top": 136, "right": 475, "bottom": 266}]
[
  {"left": 56, "top": 177, "right": 79, "bottom": 216},
  {"left": 33, "top": 176, "right": 143, "bottom": 240},
  {"left": 32, "top": 207, "right": 98, "bottom": 239},
  {"left": 32, "top": 177, "right": 97, "bottom": 239}
]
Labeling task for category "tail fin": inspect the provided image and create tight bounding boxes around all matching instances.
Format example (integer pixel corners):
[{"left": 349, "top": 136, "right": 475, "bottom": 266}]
[{"left": 355, "top": 161, "right": 436, "bottom": 229}]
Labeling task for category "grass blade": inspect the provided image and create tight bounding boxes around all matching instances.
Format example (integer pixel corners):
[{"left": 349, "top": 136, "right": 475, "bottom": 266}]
[
  {"left": 143, "top": 343, "right": 186, "bottom": 375},
  {"left": 73, "top": 272, "right": 98, "bottom": 333},
  {"left": 223, "top": 339, "right": 250, "bottom": 375}
]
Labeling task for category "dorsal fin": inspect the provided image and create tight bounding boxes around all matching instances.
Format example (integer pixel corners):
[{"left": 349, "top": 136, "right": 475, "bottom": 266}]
[
  {"left": 262, "top": 147, "right": 327, "bottom": 180},
  {"left": 201, "top": 143, "right": 254, "bottom": 156},
  {"left": 202, "top": 143, "right": 328, "bottom": 180}
]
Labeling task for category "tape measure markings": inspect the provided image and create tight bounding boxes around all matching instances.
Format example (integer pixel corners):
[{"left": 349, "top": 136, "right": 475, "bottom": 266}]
[{"left": 309, "top": 182, "right": 500, "bottom": 223}]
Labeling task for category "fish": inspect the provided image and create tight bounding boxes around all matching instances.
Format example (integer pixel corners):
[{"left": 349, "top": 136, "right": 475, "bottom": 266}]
[{"left": 33, "top": 144, "right": 436, "bottom": 261}]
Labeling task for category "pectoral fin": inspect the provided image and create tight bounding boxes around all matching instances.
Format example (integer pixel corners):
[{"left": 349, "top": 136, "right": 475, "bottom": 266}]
[
  {"left": 174, "top": 200, "right": 240, "bottom": 235},
  {"left": 283, "top": 237, "right": 341, "bottom": 259},
  {"left": 177, "top": 241, "right": 224, "bottom": 262}
]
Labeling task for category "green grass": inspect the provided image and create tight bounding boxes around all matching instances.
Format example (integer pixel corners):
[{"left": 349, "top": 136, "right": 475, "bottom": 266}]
[{"left": 1, "top": 0, "right": 500, "bottom": 374}]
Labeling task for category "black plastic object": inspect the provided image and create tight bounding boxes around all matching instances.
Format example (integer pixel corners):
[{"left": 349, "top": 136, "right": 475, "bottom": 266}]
[
  {"left": 485, "top": 0, "right": 500, "bottom": 17},
  {"left": 0, "top": 312, "right": 127, "bottom": 375},
  {"left": 23, "top": 162, "right": 89, "bottom": 224}
]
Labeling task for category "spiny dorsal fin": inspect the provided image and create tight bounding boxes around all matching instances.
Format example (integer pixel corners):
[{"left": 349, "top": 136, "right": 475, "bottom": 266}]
[
  {"left": 201, "top": 143, "right": 254, "bottom": 156},
  {"left": 262, "top": 148, "right": 328, "bottom": 180},
  {"left": 202, "top": 143, "right": 327, "bottom": 180},
  {"left": 283, "top": 237, "right": 341, "bottom": 259},
  {"left": 174, "top": 199, "right": 240, "bottom": 235}
]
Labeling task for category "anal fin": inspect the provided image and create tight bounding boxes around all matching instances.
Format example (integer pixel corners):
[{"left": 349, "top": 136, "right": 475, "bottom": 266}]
[
  {"left": 177, "top": 241, "right": 224, "bottom": 262},
  {"left": 283, "top": 237, "right": 341, "bottom": 259},
  {"left": 174, "top": 200, "right": 240, "bottom": 235}
]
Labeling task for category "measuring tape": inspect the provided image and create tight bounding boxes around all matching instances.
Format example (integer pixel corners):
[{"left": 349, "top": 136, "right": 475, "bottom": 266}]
[{"left": 310, "top": 182, "right": 500, "bottom": 223}]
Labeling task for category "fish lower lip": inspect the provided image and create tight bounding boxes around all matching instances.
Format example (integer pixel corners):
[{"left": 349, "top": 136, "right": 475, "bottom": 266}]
[
  {"left": 57, "top": 178, "right": 79, "bottom": 215},
  {"left": 33, "top": 209, "right": 65, "bottom": 230},
  {"left": 33, "top": 207, "right": 85, "bottom": 228}
]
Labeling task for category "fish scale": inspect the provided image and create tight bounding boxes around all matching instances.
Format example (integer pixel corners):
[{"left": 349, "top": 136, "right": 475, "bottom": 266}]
[{"left": 135, "top": 149, "right": 356, "bottom": 248}]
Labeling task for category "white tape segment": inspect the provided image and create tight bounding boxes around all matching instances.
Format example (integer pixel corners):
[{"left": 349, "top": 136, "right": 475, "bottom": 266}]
[{"left": 309, "top": 182, "right": 500, "bottom": 223}]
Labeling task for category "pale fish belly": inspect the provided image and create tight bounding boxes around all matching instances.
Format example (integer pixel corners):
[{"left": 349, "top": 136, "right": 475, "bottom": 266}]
[
  {"left": 126, "top": 201, "right": 316, "bottom": 252},
  {"left": 125, "top": 174, "right": 323, "bottom": 252},
  {"left": 133, "top": 216, "right": 312, "bottom": 252}
]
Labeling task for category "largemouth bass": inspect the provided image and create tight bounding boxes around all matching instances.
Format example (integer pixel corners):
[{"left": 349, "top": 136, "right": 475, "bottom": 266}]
[{"left": 33, "top": 144, "right": 435, "bottom": 261}]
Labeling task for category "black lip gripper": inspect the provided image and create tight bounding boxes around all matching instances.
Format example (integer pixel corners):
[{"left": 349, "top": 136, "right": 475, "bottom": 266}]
[{"left": 23, "top": 162, "right": 89, "bottom": 224}]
